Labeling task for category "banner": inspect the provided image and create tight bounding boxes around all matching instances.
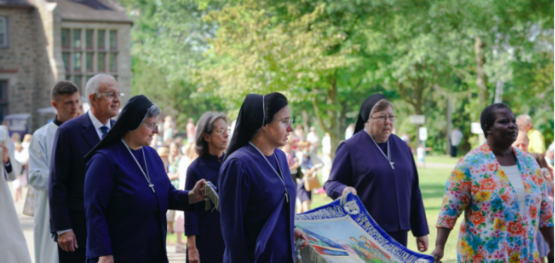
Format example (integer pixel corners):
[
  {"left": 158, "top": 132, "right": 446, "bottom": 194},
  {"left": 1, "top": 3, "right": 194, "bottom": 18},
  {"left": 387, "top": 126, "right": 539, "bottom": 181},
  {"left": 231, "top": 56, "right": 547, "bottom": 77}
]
[{"left": 295, "top": 193, "right": 433, "bottom": 263}]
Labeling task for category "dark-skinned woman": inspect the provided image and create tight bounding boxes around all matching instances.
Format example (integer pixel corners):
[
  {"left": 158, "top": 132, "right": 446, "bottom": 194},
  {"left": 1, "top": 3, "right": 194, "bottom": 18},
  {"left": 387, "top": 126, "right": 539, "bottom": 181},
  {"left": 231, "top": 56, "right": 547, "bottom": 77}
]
[
  {"left": 432, "top": 103, "right": 554, "bottom": 263},
  {"left": 219, "top": 93, "right": 308, "bottom": 262},
  {"left": 185, "top": 112, "right": 228, "bottom": 263},
  {"left": 83, "top": 95, "right": 207, "bottom": 263},
  {"left": 324, "top": 94, "right": 429, "bottom": 251}
]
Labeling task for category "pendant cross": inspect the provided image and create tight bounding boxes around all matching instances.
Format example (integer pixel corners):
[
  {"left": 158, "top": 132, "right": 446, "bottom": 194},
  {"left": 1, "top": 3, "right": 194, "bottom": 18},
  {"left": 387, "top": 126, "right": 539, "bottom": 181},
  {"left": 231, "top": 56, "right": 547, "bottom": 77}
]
[
  {"left": 149, "top": 183, "right": 156, "bottom": 193},
  {"left": 285, "top": 190, "right": 289, "bottom": 203},
  {"left": 390, "top": 162, "right": 395, "bottom": 170}
]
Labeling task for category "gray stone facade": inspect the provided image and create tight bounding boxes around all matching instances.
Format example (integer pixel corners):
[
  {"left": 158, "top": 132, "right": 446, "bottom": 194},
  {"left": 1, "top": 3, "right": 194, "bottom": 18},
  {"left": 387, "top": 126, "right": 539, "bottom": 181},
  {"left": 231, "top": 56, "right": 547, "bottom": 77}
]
[{"left": 0, "top": 0, "right": 132, "bottom": 131}]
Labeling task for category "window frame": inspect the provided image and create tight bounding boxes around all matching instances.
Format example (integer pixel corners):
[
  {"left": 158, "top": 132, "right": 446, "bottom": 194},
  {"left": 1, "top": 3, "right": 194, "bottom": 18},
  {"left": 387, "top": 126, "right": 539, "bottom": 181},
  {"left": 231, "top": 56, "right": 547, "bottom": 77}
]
[{"left": 0, "top": 16, "right": 8, "bottom": 48}]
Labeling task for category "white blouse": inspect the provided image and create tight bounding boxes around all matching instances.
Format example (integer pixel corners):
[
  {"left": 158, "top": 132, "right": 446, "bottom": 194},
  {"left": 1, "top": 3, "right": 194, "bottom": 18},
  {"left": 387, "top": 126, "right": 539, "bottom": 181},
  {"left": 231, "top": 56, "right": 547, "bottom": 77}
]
[{"left": 500, "top": 165, "right": 526, "bottom": 215}]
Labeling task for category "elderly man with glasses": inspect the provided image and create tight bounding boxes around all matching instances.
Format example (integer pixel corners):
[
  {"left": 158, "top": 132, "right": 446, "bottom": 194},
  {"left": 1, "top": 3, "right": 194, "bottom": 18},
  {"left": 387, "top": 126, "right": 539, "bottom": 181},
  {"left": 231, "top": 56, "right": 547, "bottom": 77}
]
[{"left": 49, "top": 74, "right": 123, "bottom": 263}]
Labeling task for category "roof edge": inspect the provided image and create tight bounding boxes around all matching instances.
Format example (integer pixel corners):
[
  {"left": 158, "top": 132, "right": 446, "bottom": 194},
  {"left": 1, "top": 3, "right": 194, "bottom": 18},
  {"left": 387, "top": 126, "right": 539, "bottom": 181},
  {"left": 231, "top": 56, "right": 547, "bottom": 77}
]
[
  {"left": 0, "top": 4, "right": 34, "bottom": 10},
  {"left": 61, "top": 18, "right": 133, "bottom": 25}
]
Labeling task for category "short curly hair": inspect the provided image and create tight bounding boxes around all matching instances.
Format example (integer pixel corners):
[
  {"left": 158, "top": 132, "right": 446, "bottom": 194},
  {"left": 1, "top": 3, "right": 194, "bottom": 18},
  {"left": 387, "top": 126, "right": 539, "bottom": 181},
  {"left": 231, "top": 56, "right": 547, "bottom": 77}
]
[{"left": 480, "top": 103, "right": 512, "bottom": 138}]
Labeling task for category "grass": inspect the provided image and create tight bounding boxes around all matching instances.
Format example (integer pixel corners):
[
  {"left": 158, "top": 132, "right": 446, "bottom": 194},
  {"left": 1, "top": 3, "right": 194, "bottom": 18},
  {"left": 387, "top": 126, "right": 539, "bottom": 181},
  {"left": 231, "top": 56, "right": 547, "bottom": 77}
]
[
  {"left": 414, "top": 154, "right": 461, "bottom": 165},
  {"left": 310, "top": 167, "right": 461, "bottom": 262}
]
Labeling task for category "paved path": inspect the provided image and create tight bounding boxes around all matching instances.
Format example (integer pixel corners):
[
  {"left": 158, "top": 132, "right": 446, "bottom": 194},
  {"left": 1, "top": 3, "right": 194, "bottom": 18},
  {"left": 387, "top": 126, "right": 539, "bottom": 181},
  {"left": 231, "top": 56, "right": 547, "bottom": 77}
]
[{"left": 12, "top": 185, "right": 186, "bottom": 263}]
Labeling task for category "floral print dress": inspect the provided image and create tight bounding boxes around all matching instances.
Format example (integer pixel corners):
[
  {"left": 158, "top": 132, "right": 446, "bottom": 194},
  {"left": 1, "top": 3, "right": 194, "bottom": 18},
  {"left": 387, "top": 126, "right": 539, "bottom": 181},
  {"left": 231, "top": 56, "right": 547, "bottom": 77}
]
[{"left": 437, "top": 144, "right": 553, "bottom": 263}]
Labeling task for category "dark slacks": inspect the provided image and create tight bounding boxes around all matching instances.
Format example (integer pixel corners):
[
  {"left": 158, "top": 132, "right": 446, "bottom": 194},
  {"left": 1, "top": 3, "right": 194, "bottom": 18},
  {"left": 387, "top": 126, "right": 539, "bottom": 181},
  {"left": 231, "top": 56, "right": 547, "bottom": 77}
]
[
  {"left": 386, "top": 230, "right": 408, "bottom": 247},
  {"left": 58, "top": 211, "right": 87, "bottom": 263}
]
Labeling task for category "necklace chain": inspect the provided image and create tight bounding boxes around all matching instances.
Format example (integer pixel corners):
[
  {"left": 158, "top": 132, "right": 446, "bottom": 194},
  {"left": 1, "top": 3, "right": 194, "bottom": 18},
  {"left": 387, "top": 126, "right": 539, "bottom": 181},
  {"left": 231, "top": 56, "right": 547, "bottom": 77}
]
[
  {"left": 248, "top": 142, "right": 289, "bottom": 203},
  {"left": 365, "top": 131, "right": 395, "bottom": 169},
  {"left": 121, "top": 139, "right": 156, "bottom": 193}
]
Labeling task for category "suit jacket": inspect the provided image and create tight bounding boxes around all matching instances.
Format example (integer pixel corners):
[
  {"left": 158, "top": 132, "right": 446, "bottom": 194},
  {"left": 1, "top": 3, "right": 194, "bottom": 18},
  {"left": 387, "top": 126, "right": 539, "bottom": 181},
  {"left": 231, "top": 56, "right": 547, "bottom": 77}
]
[{"left": 48, "top": 113, "right": 115, "bottom": 235}]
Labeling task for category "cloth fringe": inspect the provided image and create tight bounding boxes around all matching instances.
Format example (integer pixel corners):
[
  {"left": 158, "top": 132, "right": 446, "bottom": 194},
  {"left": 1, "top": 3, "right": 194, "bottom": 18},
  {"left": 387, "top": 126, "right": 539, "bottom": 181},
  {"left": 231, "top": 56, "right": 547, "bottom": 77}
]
[{"left": 204, "top": 184, "right": 220, "bottom": 211}]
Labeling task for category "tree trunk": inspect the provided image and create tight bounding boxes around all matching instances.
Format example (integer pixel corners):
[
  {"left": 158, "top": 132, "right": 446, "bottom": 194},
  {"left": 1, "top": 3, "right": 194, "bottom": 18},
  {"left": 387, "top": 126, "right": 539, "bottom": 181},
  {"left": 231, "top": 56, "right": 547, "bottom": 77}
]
[{"left": 474, "top": 36, "right": 489, "bottom": 110}]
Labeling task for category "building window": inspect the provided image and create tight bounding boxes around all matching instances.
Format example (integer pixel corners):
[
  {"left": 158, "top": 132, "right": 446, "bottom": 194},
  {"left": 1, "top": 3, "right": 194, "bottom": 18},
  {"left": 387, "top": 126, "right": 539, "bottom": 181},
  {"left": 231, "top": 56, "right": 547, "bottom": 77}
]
[
  {"left": 0, "top": 81, "right": 8, "bottom": 120},
  {"left": 86, "top": 29, "right": 94, "bottom": 49},
  {"left": 61, "top": 29, "right": 70, "bottom": 49},
  {"left": 0, "top": 17, "right": 8, "bottom": 48},
  {"left": 109, "top": 30, "right": 117, "bottom": 50},
  {"left": 73, "top": 29, "right": 81, "bottom": 49},
  {"left": 98, "top": 30, "right": 105, "bottom": 50},
  {"left": 62, "top": 28, "right": 118, "bottom": 85}
]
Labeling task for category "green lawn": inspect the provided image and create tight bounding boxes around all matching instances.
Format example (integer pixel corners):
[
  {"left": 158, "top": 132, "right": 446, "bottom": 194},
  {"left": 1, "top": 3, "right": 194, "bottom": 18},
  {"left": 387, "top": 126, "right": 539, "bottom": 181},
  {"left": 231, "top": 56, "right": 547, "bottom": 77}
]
[
  {"left": 311, "top": 167, "right": 461, "bottom": 262},
  {"left": 415, "top": 154, "right": 461, "bottom": 165}
]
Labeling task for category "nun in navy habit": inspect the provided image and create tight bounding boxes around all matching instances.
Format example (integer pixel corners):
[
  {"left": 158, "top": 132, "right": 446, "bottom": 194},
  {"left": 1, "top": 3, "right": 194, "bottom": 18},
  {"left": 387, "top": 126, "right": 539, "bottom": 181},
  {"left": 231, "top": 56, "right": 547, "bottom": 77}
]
[
  {"left": 219, "top": 93, "right": 308, "bottom": 263},
  {"left": 83, "top": 95, "right": 207, "bottom": 263},
  {"left": 324, "top": 94, "right": 430, "bottom": 251}
]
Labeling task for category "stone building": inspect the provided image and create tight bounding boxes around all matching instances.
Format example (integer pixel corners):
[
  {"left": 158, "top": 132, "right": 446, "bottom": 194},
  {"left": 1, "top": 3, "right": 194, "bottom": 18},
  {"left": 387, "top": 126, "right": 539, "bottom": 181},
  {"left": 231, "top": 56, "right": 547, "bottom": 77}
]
[{"left": 0, "top": 0, "right": 131, "bottom": 131}]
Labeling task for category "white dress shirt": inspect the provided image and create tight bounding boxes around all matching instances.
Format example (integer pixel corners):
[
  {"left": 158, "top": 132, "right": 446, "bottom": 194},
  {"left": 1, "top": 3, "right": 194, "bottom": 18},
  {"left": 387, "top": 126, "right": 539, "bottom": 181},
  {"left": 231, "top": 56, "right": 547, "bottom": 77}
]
[{"left": 88, "top": 110, "right": 112, "bottom": 139}]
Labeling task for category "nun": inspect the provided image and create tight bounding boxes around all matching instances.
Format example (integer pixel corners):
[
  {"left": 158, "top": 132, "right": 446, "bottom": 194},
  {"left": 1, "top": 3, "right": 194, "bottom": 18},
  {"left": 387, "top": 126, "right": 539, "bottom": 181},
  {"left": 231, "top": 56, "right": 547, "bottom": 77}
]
[
  {"left": 324, "top": 94, "right": 429, "bottom": 250},
  {"left": 83, "top": 95, "right": 207, "bottom": 263},
  {"left": 219, "top": 93, "right": 308, "bottom": 262}
]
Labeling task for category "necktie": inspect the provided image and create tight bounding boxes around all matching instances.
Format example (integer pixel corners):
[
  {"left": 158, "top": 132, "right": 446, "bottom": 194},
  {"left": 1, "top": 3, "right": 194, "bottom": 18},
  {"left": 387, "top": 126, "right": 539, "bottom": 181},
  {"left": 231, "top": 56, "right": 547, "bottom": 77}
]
[{"left": 100, "top": 126, "right": 109, "bottom": 138}]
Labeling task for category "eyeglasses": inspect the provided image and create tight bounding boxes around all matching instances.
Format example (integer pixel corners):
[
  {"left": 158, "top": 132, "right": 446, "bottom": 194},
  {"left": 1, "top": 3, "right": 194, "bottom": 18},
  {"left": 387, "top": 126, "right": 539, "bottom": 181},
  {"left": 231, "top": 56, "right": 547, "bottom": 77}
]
[
  {"left": 370, "top": 115, "right": 397, "bottom": 122},
  {"left": 275, "top": 118, "right": 294, "bottom": 126},
  {"left": 142, "top": 122, "right": 158, "bottom": 130},
  {"left": 213, "top": 127, "right": 231, "bottom": 134},
  {"left": 98, "top": 92, "right": 125, "bottom": 100}
]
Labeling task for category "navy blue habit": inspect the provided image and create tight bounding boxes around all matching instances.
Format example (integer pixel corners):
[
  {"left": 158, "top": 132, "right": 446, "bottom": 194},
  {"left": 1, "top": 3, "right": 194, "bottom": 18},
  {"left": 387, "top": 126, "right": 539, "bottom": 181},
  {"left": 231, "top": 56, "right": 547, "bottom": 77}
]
[
  {"left": 84, "top": 141, "right": 194, "bottom": 262},
  {"left": 219, "top": 144, "right": 296, "bottom": 262},
  {"left": 184, "top": 153, "right": 226, "bottom": 262},
  {"left": 324, "top": 131, "right": 429, "bottom": 244}
]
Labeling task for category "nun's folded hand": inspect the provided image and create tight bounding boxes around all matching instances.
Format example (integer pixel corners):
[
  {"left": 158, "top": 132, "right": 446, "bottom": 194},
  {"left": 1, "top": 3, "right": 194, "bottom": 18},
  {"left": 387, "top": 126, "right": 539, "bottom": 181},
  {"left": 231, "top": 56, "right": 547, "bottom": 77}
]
[
  {"left": 342, "top": 186, "right": 357, "bottom": 196},
  {"left": 188, "top": 179, "right": 207, "bottom": 204}
]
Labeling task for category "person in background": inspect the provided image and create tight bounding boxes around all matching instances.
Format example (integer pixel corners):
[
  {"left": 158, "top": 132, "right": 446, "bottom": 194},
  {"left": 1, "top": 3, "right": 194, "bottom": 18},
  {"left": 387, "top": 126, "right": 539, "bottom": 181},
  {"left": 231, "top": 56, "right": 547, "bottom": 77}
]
[
  {"left": 13, "top": 141, "right": 29, "bottom": 203},
  {"left": 546, "top": 143, "right": 554, "bottom": 169},
  {"left": 0, "top": 127, "right": 32, "bottom": 263},
  {"left": 325, "top": 94, "right": 429, "bottom": 250},
  {"left": 22, "top": 134, "right": 32, "bottom": 151},
  {"left": 294, "top": 124, "right": 305, "bottom": 142},
  {"left": 11, "top": 132, "right": 21, "bottom": 143},
  {"left": 306, "top": 127, "right": 320, "bottom": 154},
  {"left": 345, "top": 123, "right": 355, "bottom": 140},
  {"left": 49, "top": 74, "right": 121, "bottom": 263},
  {"left": 174, "top": 142, "right": 198, "bottom": 253},
  {"left": 157, "top": 146, "right": 176, "bottom": 235},
  {"left": 530, "top": 152, "right": 554, "bottom": 263},
  {"left": 433, "top": 103, "right": 553, "bottom": 262},
  {"left": 187, "top": 118, "right": 196, "bottom": 143},
  {"left": 322, "top": 132, "right": 331, "bottom": 156},
  {"left": 163, "top": 116, "right": 174, "bottom": 142},
  {"left": 513, "top": 130, "right": 529, "bottom": 153},
  {"left": 296, "top": 141, "right": 323, "bottom": 213},
  {"left": 282, "top": 137, "right": 299, "bottom": 186},
  {"left": 29, "top": 81, "right": 80, "bottom": 263},
  {"left": 185, "top": 111, "right": 229, "bottom": 263},
  {"left": 450, "top": 127, "right": 463, "bottom": 157},
  {"left": 517, "top": 114, "right": 546, "bottom": 154}
]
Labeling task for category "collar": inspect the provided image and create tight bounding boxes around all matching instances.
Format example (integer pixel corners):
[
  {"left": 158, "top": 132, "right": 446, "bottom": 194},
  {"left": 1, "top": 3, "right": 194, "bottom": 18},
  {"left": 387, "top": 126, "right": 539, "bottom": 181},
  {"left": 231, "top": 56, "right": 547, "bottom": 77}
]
[
  {"left": 88, "top": 110, "right": 112, "bottom": 130},
  {"left": 53, "top": 115, "right": 63, "bottom": 127}
]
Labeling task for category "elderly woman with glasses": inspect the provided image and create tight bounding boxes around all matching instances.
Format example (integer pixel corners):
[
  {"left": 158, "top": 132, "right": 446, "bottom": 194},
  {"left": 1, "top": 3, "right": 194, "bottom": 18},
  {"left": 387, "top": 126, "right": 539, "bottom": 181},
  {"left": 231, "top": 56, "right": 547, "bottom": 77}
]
[
  {"left": 83, "top": 95, "right": 207, "bottom": 263},
  {"left": 324, "top": 94, "right": 429, "bottom": 251},
  {"left": 184, "top": 111, "right": 229, "bottom": 263}
]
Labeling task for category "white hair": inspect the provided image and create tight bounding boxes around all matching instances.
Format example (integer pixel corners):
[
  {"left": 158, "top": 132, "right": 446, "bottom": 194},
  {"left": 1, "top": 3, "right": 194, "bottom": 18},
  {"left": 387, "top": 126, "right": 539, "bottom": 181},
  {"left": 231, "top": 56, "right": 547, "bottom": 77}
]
[
  {"left": 85, "top": 74, "right": 116, "bottom": 102},
  {"left": 548, "top": 142, "right": 554, "bottom": 153},
  {"left": 516, "top": 114, "right": 532, "bottom": 126}
]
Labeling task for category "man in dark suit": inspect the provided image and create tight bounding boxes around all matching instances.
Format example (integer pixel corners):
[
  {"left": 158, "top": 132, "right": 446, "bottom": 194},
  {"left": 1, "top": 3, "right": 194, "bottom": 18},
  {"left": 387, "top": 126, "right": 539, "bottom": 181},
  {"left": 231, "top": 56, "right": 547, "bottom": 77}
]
[{"left": 49, "top": 74, "right": 123, "bottom": 262}]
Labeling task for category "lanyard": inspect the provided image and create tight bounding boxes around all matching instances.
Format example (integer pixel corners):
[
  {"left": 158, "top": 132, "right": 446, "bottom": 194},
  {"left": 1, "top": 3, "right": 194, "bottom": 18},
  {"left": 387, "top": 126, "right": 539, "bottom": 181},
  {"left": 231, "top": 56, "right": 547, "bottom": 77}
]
[
  {"left": 121, "top": 139, "right": 156, "bottom": 193},
  {"left": 249, "top": 142, "right": 289, "bottom": 203},
  {"left": 365, "top": 130, "right": 394, "bottom": 169}
]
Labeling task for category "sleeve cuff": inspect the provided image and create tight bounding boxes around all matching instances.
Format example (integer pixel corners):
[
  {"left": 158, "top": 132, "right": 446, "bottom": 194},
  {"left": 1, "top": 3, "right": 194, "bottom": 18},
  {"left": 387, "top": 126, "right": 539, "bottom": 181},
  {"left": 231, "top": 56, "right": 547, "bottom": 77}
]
[{"left": 57, "top": 229, "right": 72, "bottom": 235}]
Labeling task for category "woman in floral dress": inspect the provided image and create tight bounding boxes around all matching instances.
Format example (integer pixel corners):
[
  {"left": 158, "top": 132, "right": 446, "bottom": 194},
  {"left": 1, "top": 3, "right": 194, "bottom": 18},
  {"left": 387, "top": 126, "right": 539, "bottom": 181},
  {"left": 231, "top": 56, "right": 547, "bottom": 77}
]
[{"left": 432, "top": 103, "right": 554, "bottom": 263}]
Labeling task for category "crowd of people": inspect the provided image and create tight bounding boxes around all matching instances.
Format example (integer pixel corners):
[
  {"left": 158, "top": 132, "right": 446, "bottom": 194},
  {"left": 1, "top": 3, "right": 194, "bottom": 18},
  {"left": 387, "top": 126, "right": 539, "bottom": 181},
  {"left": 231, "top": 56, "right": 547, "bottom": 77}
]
[{"left": 0, "top": 73, "right": 552, "bottom": 263}]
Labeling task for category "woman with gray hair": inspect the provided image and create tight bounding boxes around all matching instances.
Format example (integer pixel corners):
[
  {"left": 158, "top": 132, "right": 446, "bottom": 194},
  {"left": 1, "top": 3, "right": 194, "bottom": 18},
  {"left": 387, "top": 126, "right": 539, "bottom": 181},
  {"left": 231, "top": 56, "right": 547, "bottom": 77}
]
[
  {"left": 83, "top": 95, "right": 208, "bottom": 263},
  {"left": 184, "top": 111, "right": 228, "bottom": 263}
]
